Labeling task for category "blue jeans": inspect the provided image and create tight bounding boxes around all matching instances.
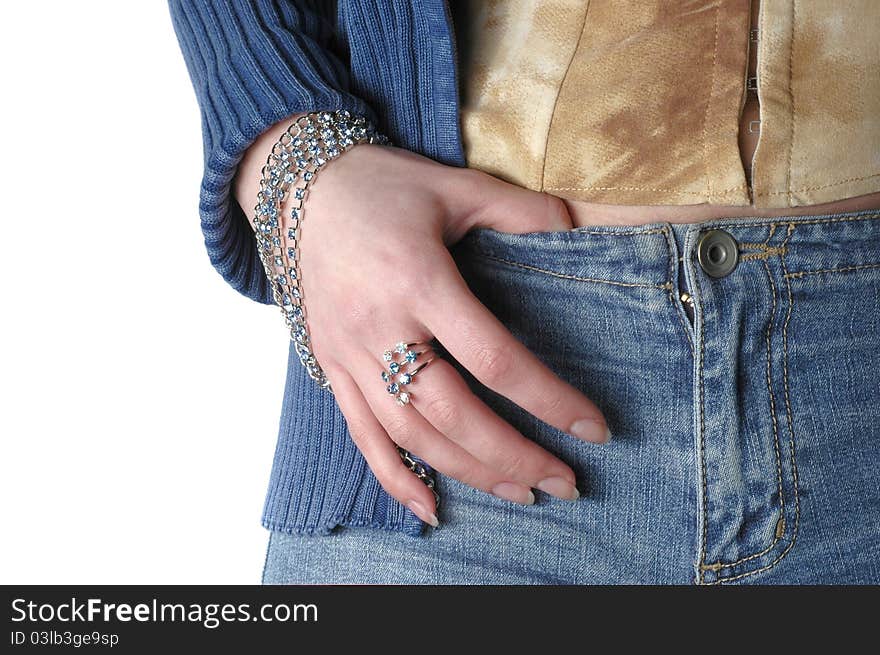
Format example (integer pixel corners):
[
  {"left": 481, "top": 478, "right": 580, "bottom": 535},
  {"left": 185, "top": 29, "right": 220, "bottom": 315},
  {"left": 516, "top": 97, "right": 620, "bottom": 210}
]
[{"left": 262, "top": 207, "right": 880, "bottom": 584}]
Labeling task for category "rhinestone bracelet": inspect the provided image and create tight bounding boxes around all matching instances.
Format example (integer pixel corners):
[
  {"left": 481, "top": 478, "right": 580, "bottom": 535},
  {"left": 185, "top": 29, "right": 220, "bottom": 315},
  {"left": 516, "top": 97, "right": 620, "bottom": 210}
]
[
  {"left": 251, "top": 110, "right": 390, "bottom": 389},
  {"left": 250, "top": 111, "right": 440, "bottom": 515}
]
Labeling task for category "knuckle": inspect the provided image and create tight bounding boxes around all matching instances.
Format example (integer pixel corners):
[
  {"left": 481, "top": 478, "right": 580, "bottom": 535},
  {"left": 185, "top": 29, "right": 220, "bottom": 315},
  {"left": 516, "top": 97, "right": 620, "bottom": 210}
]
[
  {"left": 497, "top": 450, "right": 528, "bottom": 480},
  {"left": 452, "top": 458, "right": 485, "bottom": 489},
  {"left": 535, "top": 390, "right": 567, "bottom": 421},
  {"left": 394, "top": 267, "right": 427, "bottom": 298},
  {"left": 471, "top": 344, "right": 513, "bottom": 384},
  {"left": 543, "top": 193, "right": 570, "bottom": 227},
  {"left": 319, "top": 360, "right": 345, "bottom": 385},
  {"left": 423, "top": 394, "right": 461, "bottom": 431},
  {"left": 460, "top": 165, "right": 489, "bottom": 190},
  {"left": 344, "top": 296, "right": 378, "bottom": 327},
  {"left": 384, "top": 416, "right": 417, "bottom": 449},
  {"left": 343, "top": 416, "right": 372, "bottom": 448},
  {"left": 373, "top": 468, "right": 408, "bottom": 504},
  {"left": 370, "top": 458, "right": 401, "bottom": 489}
]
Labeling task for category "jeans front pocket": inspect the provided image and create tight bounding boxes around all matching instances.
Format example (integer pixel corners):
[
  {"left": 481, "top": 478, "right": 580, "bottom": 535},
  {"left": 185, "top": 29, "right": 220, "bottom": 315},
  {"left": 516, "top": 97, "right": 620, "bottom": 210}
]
[
  {"left": 441, "top": 223, "right": 698, "bottom": 583},
  {"left": 452, "top": 224, "right": 675, "bottom": 287},
  {"left": 453, "top": 226, "right": 592, "bottom": 274},
  {"left": 446, "top": 222, "right": 689, "bottom": 461}
]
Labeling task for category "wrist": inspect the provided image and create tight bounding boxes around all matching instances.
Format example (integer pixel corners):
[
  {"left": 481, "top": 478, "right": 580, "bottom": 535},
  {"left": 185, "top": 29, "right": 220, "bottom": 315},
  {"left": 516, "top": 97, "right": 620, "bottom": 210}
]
[
  {"left": 249, "top": 110, "right": 389, "bottom": 387},
  {"left": 233, "top": 113, "right": 310, "bottom": 220}
]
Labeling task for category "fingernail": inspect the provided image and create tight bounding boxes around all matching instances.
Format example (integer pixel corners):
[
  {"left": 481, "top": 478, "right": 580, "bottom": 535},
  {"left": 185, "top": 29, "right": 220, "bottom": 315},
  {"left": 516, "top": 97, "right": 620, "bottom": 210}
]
[
  {"left": 569, "top": 418, "right": 612, "bottom": 443},
  {"left": 491, "top": 482, "right": 535, "bottom": 505},
  {"left": 407, "top": 500, "right": 439, "bottom": 527},
  {"left": 537, "top": 477, "right": 580, "bottom": 500}
]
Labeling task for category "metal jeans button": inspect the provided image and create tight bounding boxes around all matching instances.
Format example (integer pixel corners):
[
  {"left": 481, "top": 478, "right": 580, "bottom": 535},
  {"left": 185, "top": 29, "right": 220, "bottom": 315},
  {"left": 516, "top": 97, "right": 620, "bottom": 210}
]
[{"left": 697, "top": 229, "right": 739, "bottom": 278}]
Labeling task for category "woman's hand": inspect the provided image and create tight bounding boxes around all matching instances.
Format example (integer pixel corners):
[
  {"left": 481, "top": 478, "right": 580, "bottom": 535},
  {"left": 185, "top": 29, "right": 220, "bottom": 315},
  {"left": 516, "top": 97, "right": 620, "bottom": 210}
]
[{"left": 235, "top": 122, "right": 610, "bottom": 527}]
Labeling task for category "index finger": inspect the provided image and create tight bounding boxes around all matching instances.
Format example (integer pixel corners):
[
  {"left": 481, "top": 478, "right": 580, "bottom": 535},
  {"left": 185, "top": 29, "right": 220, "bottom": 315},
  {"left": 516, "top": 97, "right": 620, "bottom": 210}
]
[{"left": 416, "top": 251, "right": 611, "bottom": 444}]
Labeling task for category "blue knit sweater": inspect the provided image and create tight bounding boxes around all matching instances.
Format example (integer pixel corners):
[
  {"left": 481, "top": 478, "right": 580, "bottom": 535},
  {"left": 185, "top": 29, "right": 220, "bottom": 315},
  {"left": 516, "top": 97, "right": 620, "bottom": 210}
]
[{"left": 168, "top": 1, "right": 464, "bottom": 536}]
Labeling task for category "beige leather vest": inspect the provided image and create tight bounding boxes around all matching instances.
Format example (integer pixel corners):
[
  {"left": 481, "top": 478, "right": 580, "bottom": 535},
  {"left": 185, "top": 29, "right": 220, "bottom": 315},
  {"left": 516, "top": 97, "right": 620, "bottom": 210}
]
[{"left": 454, "top": 0, "right": 880, "bottom": 207}]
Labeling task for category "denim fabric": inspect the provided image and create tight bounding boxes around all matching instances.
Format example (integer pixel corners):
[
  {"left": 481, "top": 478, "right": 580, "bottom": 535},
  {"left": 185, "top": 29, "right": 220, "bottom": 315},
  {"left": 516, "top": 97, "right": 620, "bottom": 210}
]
[{"left": 262, "top": 207, "right": 880, "bottom": 585}]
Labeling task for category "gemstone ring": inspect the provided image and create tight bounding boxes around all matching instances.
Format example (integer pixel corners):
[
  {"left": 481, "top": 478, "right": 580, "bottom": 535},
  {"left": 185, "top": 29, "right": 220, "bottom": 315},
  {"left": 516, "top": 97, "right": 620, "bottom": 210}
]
[{"left": 380, "top": 340, "right": 436, "bottom": 406}]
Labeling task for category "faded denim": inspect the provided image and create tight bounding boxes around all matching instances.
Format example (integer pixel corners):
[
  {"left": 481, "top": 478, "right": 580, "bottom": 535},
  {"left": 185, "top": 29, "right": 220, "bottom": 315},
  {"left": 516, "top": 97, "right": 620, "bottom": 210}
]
[{"left": 263, "top": 207, "right": 880, "bottom": 585}]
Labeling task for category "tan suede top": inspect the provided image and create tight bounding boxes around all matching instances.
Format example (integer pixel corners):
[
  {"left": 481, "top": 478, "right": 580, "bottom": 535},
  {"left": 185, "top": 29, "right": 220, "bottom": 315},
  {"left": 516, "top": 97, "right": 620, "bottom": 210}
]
[{"left": 454, "top": 1, "right": 880, "bottom": 207}]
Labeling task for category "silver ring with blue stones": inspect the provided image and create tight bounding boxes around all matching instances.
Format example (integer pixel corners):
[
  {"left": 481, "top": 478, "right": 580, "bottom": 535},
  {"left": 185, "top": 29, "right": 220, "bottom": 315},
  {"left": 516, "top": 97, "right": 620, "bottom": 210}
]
[{"left": 381, "top": 340, "right": 436, "bottom": 406}]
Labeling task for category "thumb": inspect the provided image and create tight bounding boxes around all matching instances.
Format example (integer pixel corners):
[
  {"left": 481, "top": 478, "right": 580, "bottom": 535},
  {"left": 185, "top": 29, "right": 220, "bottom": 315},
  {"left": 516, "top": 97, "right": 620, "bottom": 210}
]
[{"left": 459, "top": 169, "right": 575, "bottom": 234}]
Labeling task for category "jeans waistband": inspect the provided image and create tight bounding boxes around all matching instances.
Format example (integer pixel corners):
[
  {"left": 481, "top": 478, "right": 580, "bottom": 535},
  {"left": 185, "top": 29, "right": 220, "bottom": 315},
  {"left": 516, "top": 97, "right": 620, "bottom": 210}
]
[{"left": 459, "top": 207, "right": 880, "bottom": 287}]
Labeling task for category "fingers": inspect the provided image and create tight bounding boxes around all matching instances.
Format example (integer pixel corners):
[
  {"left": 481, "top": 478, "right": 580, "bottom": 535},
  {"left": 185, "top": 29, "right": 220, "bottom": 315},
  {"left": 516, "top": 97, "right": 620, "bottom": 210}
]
[
  {"left": 457, "top": 168, "right": 575, "bottom": 233},
  {"left": 348, "top": 348, "right": 537, "bottom": 505},
  {"left": 417, "top": 254, "right": 611, "bottom": 445},
  {"left": 409, "top": 358, "right": 580, "bottom": 500},
  {"left": 324, "top": 364, "right": 440, "bottom": 526}
]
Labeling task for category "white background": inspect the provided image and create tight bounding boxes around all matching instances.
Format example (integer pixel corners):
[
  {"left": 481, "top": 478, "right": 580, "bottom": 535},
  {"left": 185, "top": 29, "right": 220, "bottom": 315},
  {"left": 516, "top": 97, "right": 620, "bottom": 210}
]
[{"left": 0, "top": 3, "right": 287, "bottom": 583}]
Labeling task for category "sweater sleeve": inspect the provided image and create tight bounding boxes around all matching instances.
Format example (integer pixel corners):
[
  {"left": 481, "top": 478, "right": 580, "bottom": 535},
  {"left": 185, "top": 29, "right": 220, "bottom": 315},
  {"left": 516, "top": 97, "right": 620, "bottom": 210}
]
[{"left": 168, "top": 0, "right": 377, "bottom": 304}]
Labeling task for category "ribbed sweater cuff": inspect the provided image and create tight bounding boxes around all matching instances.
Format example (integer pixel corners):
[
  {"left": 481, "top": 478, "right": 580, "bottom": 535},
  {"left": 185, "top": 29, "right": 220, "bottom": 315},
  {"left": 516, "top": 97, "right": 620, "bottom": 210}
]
[{"left": 169, "top": 0, "right": 378, "bottom": 303}]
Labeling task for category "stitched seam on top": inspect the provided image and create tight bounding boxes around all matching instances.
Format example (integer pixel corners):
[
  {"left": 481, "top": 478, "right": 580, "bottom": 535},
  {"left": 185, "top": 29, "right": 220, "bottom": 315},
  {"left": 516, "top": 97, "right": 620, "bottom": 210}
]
[
  {"left": 471, "top": 252, "right": 669, "bottom": 289},
  {"left": 702, "top": 4, "right": 721, "bottom": 200},
  {"left": 785, "top": 262, "right": 880, "bottom": 278},
  {"left": 545, "top": 172, "right": 880, "bottom": 195},
  {"left": 714, "top": 223, "right": 801, "bottom": 584},
  {"left": 701, "top": 224, "right": 786, "bottom": 572},
  {"left": 469, "top": 228, "right": 667, "bottom": 238},
  {"left": 755, "top": 172, "right": 880, "bottom": 195},
  {"left": 708, "top": 211, "right": 880, "bottom": 230},
  {"left": 539, "top": 1, "right": 592, "bottom": 192},
  {"left": 740, "top": 248, "right": 787, "bottom": 261},
  {"left": 568, "top": 227, "right": 667, "bottom": 236}
]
